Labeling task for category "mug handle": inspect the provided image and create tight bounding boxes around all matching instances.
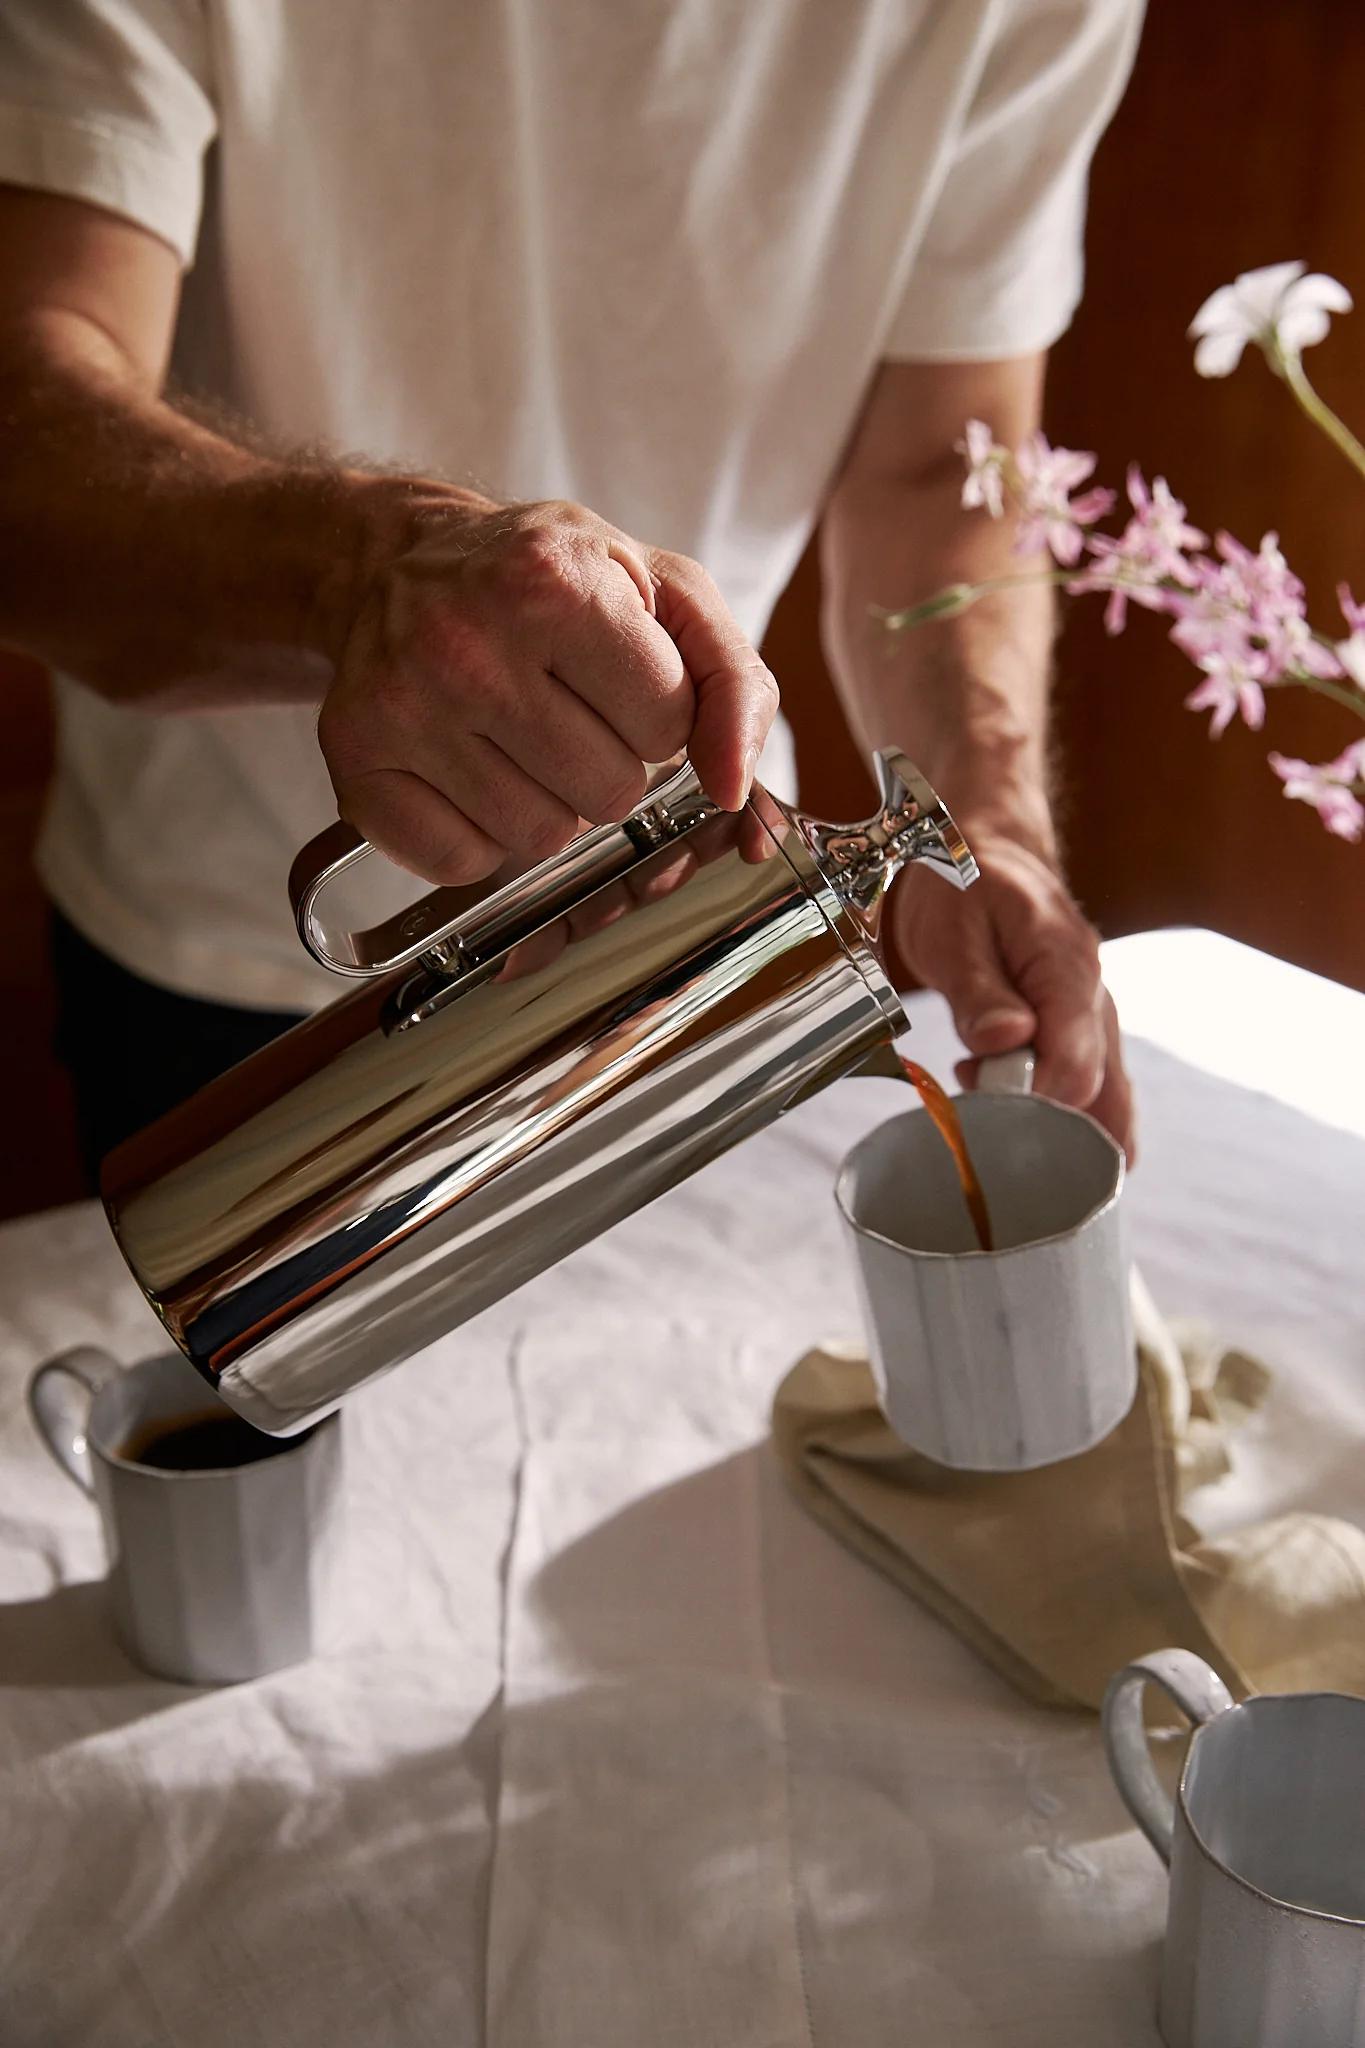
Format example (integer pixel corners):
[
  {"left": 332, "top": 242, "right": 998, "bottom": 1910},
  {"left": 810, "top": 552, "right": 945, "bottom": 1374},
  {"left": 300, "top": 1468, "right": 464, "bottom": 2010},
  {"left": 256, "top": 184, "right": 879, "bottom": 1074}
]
[
  {"left": 1102, "top": 1649, "right": 1235, "bottom": 1863},
  {"left": 27, "top": 1346, "right": 117, "bottom": 1497},
  {"left": 975, "top": 1047, "right": 1037, "bottom": 1096}
]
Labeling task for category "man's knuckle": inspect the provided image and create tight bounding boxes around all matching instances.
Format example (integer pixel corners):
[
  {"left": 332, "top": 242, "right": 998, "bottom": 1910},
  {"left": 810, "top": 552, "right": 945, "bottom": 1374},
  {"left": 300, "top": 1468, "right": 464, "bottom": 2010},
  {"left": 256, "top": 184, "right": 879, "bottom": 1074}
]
[
  {"left": 1073, "top": 923, "right": 1103, "bottom": 984},
  {"left": 429, "top": 838, "right": 494, "bottom": 887},
  {"left": 515, "top": 806, "right": 576, "bottom": 862},
  {"left": 641, "top": 696, "right": 693, "bottom": 758},
  {"left": 1057, "top": 1042, "right": 1102, "bottom": 1096},
  {"left": 656, "top": 547, "right": 698, "bottom": 584},
  {"left": 540, "top": 497, "right": 592, "bottom": 532},
  {"left": 588, "top": 762, "right": 648, "bottom": 823},
  {"left": 750, "top": 662, "right": 781, "bottom": 712},
  {"left": 492, "top": 523, "right": 583, "bottom": 611}
]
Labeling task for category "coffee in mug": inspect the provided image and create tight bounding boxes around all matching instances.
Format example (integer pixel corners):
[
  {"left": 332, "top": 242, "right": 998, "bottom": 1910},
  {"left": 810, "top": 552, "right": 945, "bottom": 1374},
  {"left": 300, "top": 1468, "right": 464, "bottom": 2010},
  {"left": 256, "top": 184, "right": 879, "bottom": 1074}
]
[
  {"left": 28, "top": 1347, "right": 341, "bottom": 1685},
  {"left": 120, "top": 1411, "right": 307, "bottom": 1472}
]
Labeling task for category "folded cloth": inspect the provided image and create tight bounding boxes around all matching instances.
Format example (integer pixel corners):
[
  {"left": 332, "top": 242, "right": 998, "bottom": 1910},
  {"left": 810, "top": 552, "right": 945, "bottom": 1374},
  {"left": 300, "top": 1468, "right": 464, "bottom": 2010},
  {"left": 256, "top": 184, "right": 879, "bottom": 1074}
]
[{"left": 771, "top": 1270, "right": 1365, "bottom": 1711}]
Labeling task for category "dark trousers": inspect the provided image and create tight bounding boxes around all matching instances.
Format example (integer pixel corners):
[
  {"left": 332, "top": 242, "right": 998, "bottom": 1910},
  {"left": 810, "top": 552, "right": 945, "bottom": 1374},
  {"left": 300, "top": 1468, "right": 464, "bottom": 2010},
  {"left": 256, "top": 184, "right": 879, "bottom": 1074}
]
[{"left": 50, "top": 912, "right": 305, "bottom": 1185}]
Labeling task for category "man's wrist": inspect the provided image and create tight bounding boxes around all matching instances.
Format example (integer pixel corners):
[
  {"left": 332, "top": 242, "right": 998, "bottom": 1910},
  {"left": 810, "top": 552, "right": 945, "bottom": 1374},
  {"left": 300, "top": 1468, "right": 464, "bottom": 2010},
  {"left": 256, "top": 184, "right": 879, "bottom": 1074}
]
[
  {"left": 833, "top": 595, "right": 1059, "bottom": 867},
  {"left": 921, "top": 740, "right": 1059, "bottom": 868}
]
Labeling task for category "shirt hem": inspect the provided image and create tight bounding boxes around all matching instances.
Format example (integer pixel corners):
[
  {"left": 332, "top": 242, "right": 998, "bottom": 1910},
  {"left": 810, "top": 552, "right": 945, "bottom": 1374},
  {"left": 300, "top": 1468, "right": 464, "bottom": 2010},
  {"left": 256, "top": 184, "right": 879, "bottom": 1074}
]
[{"left": 38, "top": 840, "right": 335, "bottom": 1015}]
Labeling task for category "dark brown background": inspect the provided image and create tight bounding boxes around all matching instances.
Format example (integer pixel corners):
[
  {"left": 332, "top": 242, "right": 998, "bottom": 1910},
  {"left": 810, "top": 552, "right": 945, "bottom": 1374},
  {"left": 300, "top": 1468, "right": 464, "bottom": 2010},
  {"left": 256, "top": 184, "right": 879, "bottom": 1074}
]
[{"left": 3, "top": 0, "right": 1362, "bottom": 1220}]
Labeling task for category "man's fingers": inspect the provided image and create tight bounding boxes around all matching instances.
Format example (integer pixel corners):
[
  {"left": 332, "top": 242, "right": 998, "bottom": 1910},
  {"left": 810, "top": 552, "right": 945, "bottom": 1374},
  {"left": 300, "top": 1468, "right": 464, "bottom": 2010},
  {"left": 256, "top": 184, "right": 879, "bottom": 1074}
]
[
  {"left": 905, "top": 898, "right": 1035, "bottom": 1054},
  {"left": 650, "top": 550, "right": 779, "bottom": 810},
  {"left": 1087, "top": 988, "right": 1138, "bottom": 1160},
  {"left": 984, "top": 864, "right": 1105, "bottom": 1109},
  {"left": 1028, "top": 958, "right": 1107, "bottom": 1109},
  {"left": 550, "top": 555, "right": 695, "bottom": 766},
  {"left": 332, "top": 766, "right": 503, "bottom": 886},
  {"left": 893, "top": 833, "right": 1132, "bottom": 1145},
  {"left": 329, "top": 504, "right": 775, "bottom": 855},
  {"left": 410, "top": 732, "right": 581, "bottom": 866},
  {"left": 495, "top": 674, "right": 649, "bottom": 826}
]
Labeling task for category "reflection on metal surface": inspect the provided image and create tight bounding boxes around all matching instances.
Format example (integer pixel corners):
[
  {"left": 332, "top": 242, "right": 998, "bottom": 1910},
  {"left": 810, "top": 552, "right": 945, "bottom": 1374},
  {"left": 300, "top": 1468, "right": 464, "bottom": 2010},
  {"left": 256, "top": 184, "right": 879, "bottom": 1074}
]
[
  {"left": 104, "top": 753, "right": 976, "bottom": 1434},
  {"left": 797, "top": 749, "right": 978, "bottom": 916}
]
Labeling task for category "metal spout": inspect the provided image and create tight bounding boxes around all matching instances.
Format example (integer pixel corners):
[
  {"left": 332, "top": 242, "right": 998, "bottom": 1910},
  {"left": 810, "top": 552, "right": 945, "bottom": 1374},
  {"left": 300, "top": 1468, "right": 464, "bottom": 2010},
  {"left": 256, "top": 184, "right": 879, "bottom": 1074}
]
[{"left": 792, "top": 749, "right": 979, "bottom": 942}]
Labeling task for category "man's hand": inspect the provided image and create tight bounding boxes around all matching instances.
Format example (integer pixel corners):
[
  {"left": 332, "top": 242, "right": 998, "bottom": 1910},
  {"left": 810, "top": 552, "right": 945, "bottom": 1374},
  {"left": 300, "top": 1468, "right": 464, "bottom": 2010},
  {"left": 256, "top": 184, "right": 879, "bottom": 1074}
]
[
  {"left": 0, "top": 190, "right": 778, "bottom": 883},
  {"left": 891, "top": 828, "right": 1136, "bottom": 1156},
  {"left": 319, "top": 490, "right": 779, "bottom": 886}
]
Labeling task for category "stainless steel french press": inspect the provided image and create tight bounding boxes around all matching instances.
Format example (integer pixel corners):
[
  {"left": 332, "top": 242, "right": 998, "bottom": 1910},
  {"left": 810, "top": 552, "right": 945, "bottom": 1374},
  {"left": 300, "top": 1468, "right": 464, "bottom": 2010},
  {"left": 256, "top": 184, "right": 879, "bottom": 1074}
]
[{"left": 102, "top": 751, "right": 976, "bottom": 1432}]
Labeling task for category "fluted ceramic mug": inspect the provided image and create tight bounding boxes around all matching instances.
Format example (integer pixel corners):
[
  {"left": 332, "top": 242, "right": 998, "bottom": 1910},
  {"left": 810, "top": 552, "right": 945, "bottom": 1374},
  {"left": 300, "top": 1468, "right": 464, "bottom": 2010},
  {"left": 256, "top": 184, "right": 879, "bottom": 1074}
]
[
  {"left": 28, "top": 1346, "right": 342, "bottom": 1684},
  {"left": 1104, "top": 1648, "right": 1365, "bottom": 2048},
  {"left": 834, "top": 1048, "right": 1135, "bottom": 1469}
]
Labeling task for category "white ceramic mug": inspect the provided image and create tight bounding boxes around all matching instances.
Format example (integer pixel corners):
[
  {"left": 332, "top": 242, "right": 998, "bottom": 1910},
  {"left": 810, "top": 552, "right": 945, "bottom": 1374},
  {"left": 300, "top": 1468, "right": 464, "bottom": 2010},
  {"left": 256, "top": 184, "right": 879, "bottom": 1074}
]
[
  {"left": 1104, "top": 1648, "right": 1365, "bottom": 2048},
  {"left": 834, "top": 1049, "right": 1135, "bottom": 1469},
  {"left": 28, "top": 1347, "right": 342, "bottom": 1685}
]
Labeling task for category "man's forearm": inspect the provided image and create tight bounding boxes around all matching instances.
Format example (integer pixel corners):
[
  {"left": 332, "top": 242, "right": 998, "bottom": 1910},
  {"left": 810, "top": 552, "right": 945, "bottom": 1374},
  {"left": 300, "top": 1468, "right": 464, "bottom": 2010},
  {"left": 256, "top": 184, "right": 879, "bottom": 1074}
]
[
  {"left": 0, "top": 186, "right": 775, "bottom": 885},
  {"left": 821, "top": 457, "right": 1059, "bottom": 861},
  {"left": 817, "top": 358, "right": 1132, "bottom": 1152},
  {"left": 0, "top": 311, "right": 437, "bottom": 705}
]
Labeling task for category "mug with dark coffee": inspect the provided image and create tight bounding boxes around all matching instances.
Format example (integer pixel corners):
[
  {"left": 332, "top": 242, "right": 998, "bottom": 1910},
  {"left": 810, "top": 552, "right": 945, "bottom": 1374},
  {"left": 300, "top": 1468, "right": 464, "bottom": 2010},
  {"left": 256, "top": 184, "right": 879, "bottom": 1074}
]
[{"left": 27, "top": 1347, "right": 342, "bottom": 1685}]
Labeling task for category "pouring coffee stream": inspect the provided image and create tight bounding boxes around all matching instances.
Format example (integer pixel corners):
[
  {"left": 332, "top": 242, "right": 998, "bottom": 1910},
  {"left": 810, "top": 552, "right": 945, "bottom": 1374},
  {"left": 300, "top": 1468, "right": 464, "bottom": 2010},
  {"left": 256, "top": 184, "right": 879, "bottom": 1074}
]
[
  {"left": 898, "top": 1057, "right": 995, "bottom": 1252},
  {"left": 102, "top": 749, "right": 980, "bottom": 1434}
]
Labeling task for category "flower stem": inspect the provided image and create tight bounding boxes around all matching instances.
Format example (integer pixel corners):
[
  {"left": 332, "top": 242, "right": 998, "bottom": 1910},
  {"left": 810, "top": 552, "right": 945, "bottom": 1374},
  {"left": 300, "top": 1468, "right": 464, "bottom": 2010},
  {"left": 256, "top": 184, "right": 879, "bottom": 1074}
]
[
  {"left": 882, "top": 569, "right": 1365, "bottom": 725},
  {"left": 1275, "top": 349, "right": 1365, "bottom": 486},
  {"left": 1289, "top": 666, "right": 1365, "bottom": 721},
  {"left": 879, "top": 567, "right": 1079, "bottom": 631}
]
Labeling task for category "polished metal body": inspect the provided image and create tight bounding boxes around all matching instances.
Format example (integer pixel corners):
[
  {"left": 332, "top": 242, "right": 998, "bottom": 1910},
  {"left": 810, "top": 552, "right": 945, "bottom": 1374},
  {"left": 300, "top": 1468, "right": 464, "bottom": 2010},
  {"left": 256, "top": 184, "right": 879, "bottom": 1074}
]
[
  {"left": 1104, "top": 1649, "right": 1365, "bottom": 2048},
  {"left": 27, "top": 1348, "right": 341, "bottom": 1683},
  {"left": 103, "top": 753, "right": 975, "bottom": 1434}
]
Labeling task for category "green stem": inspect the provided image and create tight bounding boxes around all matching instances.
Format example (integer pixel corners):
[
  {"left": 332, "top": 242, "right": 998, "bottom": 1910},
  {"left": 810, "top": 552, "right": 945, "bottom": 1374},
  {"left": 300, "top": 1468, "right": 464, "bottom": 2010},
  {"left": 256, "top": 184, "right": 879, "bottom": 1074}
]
[
  {"left": 1288, "top": 666, "right": 1365, "bottom": 721},
  {"left": 1276, "top": 348, "right": 1365, "bottom": 486},
  {"left": 879, "top": 567, "right": 1079, "bottom": 631},
  {"left": 882, "top": 569, "right": 1365, "bottom": 724}
]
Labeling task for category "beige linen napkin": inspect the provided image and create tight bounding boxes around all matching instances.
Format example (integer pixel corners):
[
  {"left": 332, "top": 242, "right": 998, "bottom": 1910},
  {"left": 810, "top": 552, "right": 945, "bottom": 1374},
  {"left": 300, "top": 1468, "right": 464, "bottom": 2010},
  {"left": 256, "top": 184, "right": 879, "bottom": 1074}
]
[{"left": 771, "top": 1272, "right": 1365, "bottom": 1710}]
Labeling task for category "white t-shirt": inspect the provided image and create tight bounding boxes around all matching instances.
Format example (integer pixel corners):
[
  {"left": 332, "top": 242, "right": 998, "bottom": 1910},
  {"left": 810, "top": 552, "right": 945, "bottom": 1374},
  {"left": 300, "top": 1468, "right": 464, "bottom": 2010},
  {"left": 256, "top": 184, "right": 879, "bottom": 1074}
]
[{"left": 0, "top": 0, "right": 1142, "bottom": 1011}]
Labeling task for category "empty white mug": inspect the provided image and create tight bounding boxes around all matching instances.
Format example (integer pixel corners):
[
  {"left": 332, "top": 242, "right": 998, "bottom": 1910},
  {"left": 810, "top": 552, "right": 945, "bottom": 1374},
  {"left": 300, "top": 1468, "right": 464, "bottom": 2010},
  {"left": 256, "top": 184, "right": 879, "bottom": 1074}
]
[
  {"left": 1104, "top": 1647, "right": 1365, "bottom": 2048},
  {"left": 28, "top": 1347, "right": 342, "bottom": 1685},
  {"left": 834, "top": 1049, "right": 1135, "bottom": 1469}
]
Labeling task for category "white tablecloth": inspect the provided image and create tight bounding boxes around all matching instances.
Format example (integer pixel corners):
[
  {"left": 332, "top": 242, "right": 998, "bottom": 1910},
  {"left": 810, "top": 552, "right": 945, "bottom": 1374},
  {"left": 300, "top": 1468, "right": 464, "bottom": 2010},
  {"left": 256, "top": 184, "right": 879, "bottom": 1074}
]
[{"left": 1, "top": 929, "right": 1362, "bottom": 2048}]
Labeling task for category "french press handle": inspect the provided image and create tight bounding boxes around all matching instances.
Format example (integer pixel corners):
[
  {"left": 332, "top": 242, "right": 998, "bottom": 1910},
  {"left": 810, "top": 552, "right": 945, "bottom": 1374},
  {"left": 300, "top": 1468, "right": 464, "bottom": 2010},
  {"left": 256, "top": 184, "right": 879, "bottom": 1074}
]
[
  {"left": 289, "top": 747, "right": 979, "bottom": 980},
  {"left": 287, "top": 759, "right": 714, "bottom": 978}
]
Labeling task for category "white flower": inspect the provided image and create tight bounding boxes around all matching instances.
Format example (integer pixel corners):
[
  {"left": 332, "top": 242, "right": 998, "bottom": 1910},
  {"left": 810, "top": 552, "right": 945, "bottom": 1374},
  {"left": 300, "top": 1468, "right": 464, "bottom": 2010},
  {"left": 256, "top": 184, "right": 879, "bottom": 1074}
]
[
  {"left": 958, "top": 418, "right": 1007, "bottom": 518},
  {"left": 1189, "top": 262, "right": 1352, "bottom": 377}
]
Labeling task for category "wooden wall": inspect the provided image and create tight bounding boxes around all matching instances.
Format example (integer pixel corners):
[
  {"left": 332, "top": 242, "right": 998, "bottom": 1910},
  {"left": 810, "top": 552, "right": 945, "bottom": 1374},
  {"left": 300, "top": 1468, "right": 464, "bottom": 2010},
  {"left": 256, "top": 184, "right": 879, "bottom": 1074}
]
[
  {"left": 3, "top": 0, "right": 1363, "bottom": 1222},
  {"left": 774, "top": 0, "right": 1365, "bottom": 990},
  {"left": 0, "top": 654, "right": 82, "bottom": 1212}
]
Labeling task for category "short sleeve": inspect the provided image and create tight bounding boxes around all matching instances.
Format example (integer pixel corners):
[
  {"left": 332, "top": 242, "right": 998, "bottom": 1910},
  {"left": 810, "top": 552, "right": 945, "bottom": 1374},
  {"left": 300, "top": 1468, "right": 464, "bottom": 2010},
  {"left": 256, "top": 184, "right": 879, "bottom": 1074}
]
[
  {"left": 885, "top": 0, "right": 1144, "bottom": 362},
  {"left": 0, "top": 0, "right": 217, "bottom": 267}
]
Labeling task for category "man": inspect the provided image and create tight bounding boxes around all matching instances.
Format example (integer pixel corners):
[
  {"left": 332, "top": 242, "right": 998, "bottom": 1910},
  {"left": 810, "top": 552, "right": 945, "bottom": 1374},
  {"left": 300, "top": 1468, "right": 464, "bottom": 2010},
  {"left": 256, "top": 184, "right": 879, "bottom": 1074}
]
[{"left": 0, "top": 0, "right": 1140, "bottom": 1170}]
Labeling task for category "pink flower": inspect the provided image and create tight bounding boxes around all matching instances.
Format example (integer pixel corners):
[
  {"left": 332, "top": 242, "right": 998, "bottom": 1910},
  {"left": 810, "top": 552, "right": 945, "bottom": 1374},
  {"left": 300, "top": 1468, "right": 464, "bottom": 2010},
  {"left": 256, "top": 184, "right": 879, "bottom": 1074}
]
[
  {"left": 1269, "top": 742, "right": 1365, "bottom": 841},
  {"left": 1339, "top": 583, "right": 1365, "bottom": 636},
  {"left": 1184, "top": 652, "right": 1269, "bottom": 737},
  {"left": 1073, "top": 467, "right": 1206, "bottom": 632},
  {"left": 1011, "top": 432, "right": 1114, "bottom": 566},
  {"left": 958, "top": 419, "right": 1007, "bottom": 519},
  {"left": 1169, "top": 531, "right": 1340, "bottom": 682}
]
